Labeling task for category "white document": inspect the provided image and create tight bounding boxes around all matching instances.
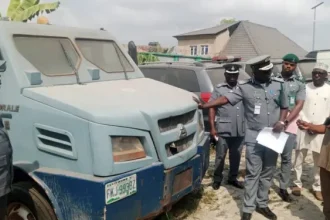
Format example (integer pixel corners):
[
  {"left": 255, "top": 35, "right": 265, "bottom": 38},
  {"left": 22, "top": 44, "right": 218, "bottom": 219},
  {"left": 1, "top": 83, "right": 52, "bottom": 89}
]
[{"left": 256, "top": 127, "right": 289, "bottom": 154}]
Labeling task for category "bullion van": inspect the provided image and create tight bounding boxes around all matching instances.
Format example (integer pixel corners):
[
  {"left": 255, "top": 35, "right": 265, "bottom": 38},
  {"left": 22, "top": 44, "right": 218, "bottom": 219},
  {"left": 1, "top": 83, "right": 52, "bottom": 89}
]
[{"left": 0, "top": 21, "right": 210, "bottom": 219}]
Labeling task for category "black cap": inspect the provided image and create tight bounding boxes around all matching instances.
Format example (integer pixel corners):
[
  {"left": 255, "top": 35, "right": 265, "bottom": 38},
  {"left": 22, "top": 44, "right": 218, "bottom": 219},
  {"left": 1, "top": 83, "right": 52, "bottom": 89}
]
[
  {"left": 246, "top": 55, "right": 273, "bottom": 71},
  {"left": 223, "top": 64, "right": 242, "bottom": 74}
]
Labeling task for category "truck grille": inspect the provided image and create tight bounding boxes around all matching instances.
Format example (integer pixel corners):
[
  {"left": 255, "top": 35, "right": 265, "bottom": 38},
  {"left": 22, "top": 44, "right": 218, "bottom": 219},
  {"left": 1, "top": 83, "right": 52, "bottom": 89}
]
[
  {"left": 158, "top": 110, "right": 196, "bottom": 133},
  {"left": 165, "top": 133, "right": 195, "bottom": 157}
]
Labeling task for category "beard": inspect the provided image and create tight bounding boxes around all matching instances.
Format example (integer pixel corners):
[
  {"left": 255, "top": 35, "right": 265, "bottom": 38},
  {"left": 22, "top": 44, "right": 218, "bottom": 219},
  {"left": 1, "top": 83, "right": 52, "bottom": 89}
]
[{"left": 281, "top": 69, "right": 293, "bottom": 78}]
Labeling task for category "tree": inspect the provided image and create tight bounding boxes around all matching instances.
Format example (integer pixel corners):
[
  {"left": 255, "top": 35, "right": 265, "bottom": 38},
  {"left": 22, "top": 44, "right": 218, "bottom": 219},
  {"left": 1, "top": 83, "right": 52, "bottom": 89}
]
[
  {"left": 220, "top": 18, "right": 237, "bottom": 25},
  {"left": 138, "top": 53, "right": 159, "bottom": 65},
  {"left": 0, "top": 0, "right": 60, "bottom": 22}
]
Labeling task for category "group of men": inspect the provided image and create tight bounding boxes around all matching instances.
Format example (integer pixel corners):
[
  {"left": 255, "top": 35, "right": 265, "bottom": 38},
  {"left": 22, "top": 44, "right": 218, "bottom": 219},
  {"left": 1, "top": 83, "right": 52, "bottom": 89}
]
[{"left": 194, "top": 53, "right": 330, "bottom": 220}]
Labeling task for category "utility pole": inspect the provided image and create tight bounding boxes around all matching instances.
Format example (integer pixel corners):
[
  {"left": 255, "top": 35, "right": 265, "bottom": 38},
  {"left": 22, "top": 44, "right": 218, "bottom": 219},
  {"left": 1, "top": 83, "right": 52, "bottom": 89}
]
[{"left": 311, "top": 2, "right": 324, "bottom": 51}]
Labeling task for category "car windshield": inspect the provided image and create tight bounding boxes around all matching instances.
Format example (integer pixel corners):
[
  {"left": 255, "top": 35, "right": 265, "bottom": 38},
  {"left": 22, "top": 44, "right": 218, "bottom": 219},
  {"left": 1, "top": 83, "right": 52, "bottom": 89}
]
[
  {"left": 206, "top": 68, "right": 250, "bottom": 86},
  {"left": 140, "top": 67, "right": 200, "bottom": 92},
  {"left": 75, "top": 39, "right": 134, "bottom": 73}
]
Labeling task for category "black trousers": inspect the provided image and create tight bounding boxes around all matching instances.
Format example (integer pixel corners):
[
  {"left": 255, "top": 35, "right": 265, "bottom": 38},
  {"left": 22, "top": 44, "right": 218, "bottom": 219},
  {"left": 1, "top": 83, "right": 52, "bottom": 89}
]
[{"left": 213, "top": 136, "right": 244, "bottom": 182}]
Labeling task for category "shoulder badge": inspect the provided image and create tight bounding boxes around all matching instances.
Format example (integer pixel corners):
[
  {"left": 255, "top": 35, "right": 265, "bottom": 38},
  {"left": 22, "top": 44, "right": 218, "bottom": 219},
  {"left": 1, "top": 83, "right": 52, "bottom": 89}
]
[
  {"left": 272, "top": 76, "right": 284, "bottom": 83},
  {"left": 238, "top": 79, "right": 250, "bottom": 85},
  {"left": 216, "top": 83, "right": 225, "bottom": 88}
]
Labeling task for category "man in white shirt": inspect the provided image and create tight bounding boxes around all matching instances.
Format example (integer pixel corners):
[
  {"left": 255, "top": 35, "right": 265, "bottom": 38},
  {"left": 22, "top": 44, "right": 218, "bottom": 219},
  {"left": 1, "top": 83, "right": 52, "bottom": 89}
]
[{"left": 292, "top": 62, "right": 330, "bottom": 201}]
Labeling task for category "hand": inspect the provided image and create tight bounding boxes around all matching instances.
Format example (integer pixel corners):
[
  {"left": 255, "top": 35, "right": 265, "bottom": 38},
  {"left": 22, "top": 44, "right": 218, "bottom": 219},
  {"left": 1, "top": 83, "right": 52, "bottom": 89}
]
[
  {"left": 273, "top": 121, "right": 285, "bottom": 133},
  {"left": 193, "top": 96, "right": 205, "bottom": 109},
  {"left": 296, "top": 119, "right": 310, "bottom": 130},
  {"left": 210, "top": 128, "right": 217, "bottom": 140}
]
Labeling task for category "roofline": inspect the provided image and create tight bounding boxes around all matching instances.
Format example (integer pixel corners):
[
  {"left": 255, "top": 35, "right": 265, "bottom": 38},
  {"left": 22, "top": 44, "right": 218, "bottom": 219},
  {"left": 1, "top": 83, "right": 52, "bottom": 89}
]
[{"left": 173, "top": 21, "right": 241, "bottom": 38}]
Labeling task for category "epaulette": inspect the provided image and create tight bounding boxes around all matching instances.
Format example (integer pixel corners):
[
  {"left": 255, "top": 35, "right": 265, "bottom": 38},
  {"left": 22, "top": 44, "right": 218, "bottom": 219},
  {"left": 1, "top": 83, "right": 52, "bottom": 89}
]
[
  {"left": 238, "top": 79, "right": 250, "bottom": 85},
  {"left": 272, "top": 76, "right": 284, "bottom": 83},
  {"left": 216, "top": 83, "right": 226, "bottom": 88}
]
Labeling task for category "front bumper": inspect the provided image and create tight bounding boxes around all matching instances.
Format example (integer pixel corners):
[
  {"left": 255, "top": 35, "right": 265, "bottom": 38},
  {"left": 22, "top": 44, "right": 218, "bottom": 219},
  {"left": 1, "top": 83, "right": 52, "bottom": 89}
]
[{"left": 31, "top": 135, "right": 210, "bottom": 220}]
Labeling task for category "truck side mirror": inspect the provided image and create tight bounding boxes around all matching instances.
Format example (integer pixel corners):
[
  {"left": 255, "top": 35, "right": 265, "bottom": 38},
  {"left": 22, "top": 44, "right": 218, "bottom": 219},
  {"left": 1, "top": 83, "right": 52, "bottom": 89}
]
[
  {"left": 0, "top": 60, "right": 6, "bottom": 72},
  {"left": 128, "top": 41, "right": 138, "bottom": 65}
]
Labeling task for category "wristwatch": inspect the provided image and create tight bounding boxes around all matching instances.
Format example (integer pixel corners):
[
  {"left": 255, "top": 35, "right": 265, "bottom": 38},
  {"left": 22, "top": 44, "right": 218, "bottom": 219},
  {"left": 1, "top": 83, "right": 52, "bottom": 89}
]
[{"left": 279, "top": 121, "right": 285, "bottom": 126}]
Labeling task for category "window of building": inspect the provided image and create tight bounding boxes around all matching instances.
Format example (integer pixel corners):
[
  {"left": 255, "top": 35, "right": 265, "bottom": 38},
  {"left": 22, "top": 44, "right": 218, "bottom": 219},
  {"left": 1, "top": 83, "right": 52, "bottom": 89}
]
[
  {"left": 201, "top": 45, "right": 208, "bottom": 55},
  {"left": 190, "top": 46, "right": 197, "bottom": 56}
]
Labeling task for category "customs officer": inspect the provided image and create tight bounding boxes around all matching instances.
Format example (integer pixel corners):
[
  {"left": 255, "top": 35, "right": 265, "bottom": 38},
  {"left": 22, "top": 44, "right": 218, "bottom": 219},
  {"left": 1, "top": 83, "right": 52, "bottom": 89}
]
[
  {"left": 193, "top": 55, "right": 289, "bottom": 220},
  {"left": 209, "top": 64, "right": 245, "bottom": 190},
  {"left": 274, "top": 53, "right": 306, "bottom": 202}
]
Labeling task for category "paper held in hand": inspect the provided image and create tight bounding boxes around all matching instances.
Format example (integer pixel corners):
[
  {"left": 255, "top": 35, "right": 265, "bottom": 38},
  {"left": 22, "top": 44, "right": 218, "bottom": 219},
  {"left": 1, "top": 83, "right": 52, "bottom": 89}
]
[{"left": 256, "top": 127, "right": 289, "bottom": 154}]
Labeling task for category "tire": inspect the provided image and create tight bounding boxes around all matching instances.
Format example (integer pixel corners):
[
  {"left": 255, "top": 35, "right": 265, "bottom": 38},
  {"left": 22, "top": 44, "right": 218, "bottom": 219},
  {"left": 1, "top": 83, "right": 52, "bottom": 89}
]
[{"left": 7, "top": 181, "right": 57, "bottom": 220}]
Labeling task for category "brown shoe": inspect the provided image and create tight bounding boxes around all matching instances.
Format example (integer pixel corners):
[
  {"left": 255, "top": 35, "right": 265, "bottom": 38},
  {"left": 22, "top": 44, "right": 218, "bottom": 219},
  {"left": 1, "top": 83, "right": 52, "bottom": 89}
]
[
  {"left": 314, "top": 191, "right": 323, "bottom": 201},
  {"left": 291, "top": 186, "right": 302, "bottom": 196}
]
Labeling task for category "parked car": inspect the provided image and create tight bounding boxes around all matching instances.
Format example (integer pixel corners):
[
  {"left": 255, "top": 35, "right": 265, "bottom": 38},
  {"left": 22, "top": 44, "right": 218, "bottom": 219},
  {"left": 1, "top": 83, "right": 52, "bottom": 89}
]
[
  {"left": 306, "top": 50, "right": 330, "bottom": 81},
  {"left": 239, "top": 57, "right": 317, "bottom": 83},
  {"left": 271, "top": 57, "right": 316, "bottom": 82},
  {"left": 204, "top": 62, "right": 251, "bottom": 87},
  {"left": 139, "top": 61, "right": 213, "bottom": 131},
  {"left": 139, "top": 59, "right": 250, "bottom": 132},
  {"left": 306, "top": 49, "right": 330, "bottom": 68}
]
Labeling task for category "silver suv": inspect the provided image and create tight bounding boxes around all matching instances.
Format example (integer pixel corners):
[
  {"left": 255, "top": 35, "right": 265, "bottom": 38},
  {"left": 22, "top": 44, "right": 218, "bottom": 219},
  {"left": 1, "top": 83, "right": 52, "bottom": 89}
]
[{"left": 139, "top": 61, "right": 251, "bottom": 132}]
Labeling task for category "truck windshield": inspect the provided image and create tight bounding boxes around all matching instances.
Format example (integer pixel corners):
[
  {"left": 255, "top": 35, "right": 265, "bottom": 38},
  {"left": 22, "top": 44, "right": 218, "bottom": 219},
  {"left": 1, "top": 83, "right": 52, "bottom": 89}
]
[
  {"left": 75, "top": 39, "right": 134, "bottom": 73},
  {"left": 13, "top": 36, "right": 79, "bottom": 76}
]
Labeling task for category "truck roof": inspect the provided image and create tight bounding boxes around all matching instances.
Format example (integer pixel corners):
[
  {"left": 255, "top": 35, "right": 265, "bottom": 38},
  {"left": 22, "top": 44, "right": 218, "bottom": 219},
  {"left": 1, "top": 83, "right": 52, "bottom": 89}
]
[{"left": 0, "top": 21, "right": 114, "bottom": 40}]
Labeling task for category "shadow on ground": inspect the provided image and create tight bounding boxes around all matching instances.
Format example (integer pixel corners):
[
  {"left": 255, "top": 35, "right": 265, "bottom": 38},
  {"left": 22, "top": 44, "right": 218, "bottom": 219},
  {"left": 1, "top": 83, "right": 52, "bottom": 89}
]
[
  {"left": 154, "top": 187, "right": 205, "bottom": 220},
  {"left": 270, "top": 161, "right": 324, "bottom": 219}
]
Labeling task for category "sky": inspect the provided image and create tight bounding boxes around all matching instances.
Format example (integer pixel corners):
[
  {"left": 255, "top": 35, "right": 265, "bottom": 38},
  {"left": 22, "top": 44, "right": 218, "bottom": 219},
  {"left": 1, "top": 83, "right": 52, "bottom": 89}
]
[{"left": 1, "top": 0, "right": 329, "bottom": 52}]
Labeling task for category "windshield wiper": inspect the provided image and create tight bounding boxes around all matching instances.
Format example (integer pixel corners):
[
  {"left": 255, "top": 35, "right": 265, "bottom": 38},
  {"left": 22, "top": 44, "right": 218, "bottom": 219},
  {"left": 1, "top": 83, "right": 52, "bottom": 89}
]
[
  {"left": 59, "top": 40, "right": 82, "bottom": 85},
  {"left": 113, "top": 44, "right": 128, "bottom": 80}
]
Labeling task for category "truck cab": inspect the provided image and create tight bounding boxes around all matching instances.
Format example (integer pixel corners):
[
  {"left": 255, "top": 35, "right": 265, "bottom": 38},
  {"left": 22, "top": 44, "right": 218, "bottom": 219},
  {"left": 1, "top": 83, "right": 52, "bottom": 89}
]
[{"left": 0, "top": 21, "right": 209, "bottom": 219}]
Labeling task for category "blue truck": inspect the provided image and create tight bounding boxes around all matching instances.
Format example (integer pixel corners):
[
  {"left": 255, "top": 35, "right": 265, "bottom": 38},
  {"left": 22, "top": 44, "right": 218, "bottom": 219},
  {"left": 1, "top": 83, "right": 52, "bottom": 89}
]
[{"left": 0, "top": 21, "right": 210, "bottom": 219}]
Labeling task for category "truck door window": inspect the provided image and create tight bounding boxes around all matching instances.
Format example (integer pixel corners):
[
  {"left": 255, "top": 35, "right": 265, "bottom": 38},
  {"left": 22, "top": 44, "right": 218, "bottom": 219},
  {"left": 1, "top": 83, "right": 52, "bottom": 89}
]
[
  {"left": 13, "top": 36, "right": 79, "bottom": 76},
  {"left": 75, "top": 39, "right": 134, "bottom": 73}
]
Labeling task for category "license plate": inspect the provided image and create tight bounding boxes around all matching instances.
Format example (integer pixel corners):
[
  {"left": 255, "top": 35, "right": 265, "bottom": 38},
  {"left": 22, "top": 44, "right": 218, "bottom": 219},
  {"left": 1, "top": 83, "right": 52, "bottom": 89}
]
[{"left": 105, "top": 174, "right": 137, "bottom": 205}]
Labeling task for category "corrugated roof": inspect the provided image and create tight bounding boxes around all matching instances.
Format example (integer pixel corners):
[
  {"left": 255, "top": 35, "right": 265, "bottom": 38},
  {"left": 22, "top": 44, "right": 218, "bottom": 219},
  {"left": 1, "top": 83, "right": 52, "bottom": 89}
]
[
  {"left": 173, "top": 21, "right": 240, "bottom": 38},
  {"left": 219, "top": 21, "right": 307, "bottom": 61}
]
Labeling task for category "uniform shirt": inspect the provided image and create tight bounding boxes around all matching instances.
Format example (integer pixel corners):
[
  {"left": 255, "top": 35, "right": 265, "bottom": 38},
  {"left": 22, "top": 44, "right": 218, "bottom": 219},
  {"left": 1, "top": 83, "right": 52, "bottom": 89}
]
[
  {"left": 276, "top": 74, "right": 306, "bottom": 110},
  {"left": 275, "top": 74, "right": 306, "bottom": 134},
  {"left": 209, "top": 83, "right": 245, "bottom": 137},
  {"left": 224, "top": 77, "right": 289, "bottom": 144},
  {"left": 297, "top": 82, "right": 330, "bottom": 153}
]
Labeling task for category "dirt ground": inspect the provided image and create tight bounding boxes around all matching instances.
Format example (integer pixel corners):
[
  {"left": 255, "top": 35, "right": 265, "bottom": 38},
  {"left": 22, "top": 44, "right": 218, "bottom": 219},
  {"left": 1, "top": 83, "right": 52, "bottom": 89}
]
[{"left": 157, "top": 147, "right": 325, "bottom": 220}]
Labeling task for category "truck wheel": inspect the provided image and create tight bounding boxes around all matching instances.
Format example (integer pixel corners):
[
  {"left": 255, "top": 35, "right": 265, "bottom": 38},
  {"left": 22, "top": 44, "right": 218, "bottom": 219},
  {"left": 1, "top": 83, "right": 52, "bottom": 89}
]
[{"left": 7, "top": 181, "right": 57, "bottom": 220}]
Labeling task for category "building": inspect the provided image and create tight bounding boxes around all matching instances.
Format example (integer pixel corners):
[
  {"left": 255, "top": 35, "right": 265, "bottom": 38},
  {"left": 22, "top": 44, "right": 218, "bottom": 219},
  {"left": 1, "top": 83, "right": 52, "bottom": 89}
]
[{"left": 173, "top": 20, "right": 307, "bottom": 61}]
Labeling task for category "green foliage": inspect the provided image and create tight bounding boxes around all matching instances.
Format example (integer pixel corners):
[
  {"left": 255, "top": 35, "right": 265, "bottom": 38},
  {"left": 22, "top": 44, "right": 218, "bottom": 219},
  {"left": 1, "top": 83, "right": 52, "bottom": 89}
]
[
  {"left": 3, "top": 0, "right": 60, "bottom": 22},
  {"left": 220, "top": 18, "right": 237, "bottom": 25},
  {"left": 138, "top": 53, "right": 159, "bottom": 65}
]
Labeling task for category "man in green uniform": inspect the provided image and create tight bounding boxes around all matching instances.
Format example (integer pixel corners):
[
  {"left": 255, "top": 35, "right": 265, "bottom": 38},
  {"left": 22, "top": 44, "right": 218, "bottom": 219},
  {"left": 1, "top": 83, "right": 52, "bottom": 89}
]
[{"left": 274, "top": 54, "right": 306, "bottom": 202}]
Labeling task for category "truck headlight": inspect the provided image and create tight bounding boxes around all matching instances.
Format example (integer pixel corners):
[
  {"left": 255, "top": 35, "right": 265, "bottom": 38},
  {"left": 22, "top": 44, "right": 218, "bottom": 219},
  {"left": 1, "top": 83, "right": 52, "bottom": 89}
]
[{"left": 111, "top": 136, "right": 146, "bottom": 162}]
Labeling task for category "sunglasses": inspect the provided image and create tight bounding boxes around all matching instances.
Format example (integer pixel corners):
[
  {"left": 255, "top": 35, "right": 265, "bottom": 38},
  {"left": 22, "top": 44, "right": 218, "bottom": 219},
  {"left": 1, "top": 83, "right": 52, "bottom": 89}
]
[
  {"left": 283, "top": 62, "right": 296, "bottom": 67},
  {"left": 312, "top": 71, "right": 326, "bottom": 75}
]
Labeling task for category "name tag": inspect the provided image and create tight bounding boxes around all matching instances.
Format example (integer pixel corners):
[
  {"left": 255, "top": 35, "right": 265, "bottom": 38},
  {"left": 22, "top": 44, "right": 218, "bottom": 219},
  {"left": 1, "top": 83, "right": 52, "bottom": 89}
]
[
  {"left": 254, "top": 105, "right": 261, "bottom": 115},
  {"left": 289, "top": 96, "right": 295, "bottom": 105}
]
